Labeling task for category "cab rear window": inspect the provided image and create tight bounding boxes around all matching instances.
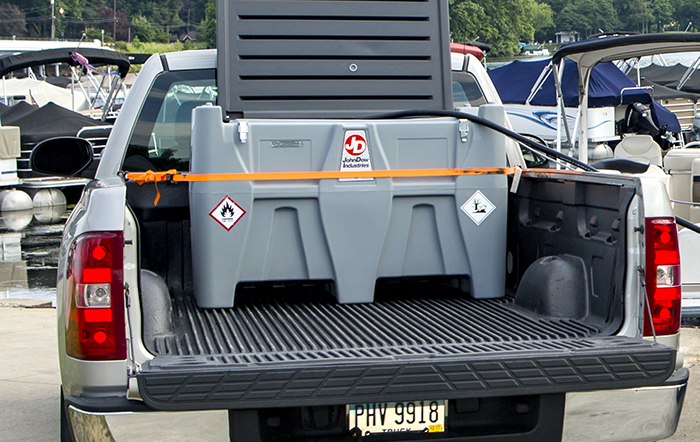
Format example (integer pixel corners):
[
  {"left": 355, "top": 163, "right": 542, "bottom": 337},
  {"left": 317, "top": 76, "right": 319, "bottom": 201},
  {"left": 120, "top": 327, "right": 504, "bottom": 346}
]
[{"left": 123, "top": 70, "right": 216, "bottom": 172}]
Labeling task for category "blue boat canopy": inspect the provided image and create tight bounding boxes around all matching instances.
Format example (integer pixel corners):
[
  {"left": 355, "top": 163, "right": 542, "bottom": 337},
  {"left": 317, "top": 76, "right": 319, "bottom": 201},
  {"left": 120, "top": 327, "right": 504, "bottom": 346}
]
[{"left": 489, "top": 58, "right": 681, "bottom": 133}]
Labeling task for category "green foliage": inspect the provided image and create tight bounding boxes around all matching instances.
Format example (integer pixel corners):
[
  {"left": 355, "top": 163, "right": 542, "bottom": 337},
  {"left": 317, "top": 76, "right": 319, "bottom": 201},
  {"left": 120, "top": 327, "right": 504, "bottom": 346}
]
[
  {"left": 116, "top": 40, "right": 184, "bottom": 54},
  {"left": 154, "top": 28, "right": 171, "bottom": 43},
  {"left": 131, "top": 15, "right": 156, "bottom": 42},
  {"left": 84, "top": 27, "right": 111, "bottom": 42},
  {"left": 544, "top": 0, "right": 676, "bottom": 39},
  {"left": 450, "top": 0, "right": 551, "bottom": 56},
  {"left": 611, "top": 0, "right": 675, "bottom": 33},
  {"left": 449, "top": 0, "right": 490, "bottom": 44},
  {"left": 650, "top": 0, "right": 674, "bottom": 28},
  {"left": 556, "top": 0, "right": 619, "bottom": 36},
  {"left": 672, "top": 0, "right": 700, "bottom": 32},
  {"left": 203, "top": 0, "right": 216, "bottom": 48},
  {"left": 0, "top": 0, "right": 191, "bottom": 41},
  {"left": 0, "top": 4, "right": 26, "bottom": 37},
  {"left": 615, "top": 0, "right": 653, "bottom": 32},
  {"left": 532, "top": 2, "right": 555, "bottom": 41},
  {"left": 0, "top": 0, "right": 688, "bottom": 56},
  {"left": 84, "top": 28, "right": 101, "bottom": 41},
  {"left": 130, "top": 35, "right": 143, "bottom": 49}
]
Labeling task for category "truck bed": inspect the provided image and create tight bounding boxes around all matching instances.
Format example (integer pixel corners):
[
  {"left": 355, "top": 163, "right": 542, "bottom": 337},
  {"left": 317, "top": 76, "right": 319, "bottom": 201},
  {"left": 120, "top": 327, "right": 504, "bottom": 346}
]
[
  {"left": 158, "top": 292, "right": 599, "bottom": 358},
  {"left": 130, "top": 172, "right": 676, "bottom": 412},
  {"left": 138, "top": 288, "right": 675, "bottom": 412}
]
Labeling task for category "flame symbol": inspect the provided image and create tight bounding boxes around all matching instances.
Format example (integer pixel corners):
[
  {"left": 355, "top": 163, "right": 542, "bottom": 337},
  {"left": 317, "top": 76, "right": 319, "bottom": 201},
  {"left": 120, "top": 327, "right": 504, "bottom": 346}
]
[{"left": 220, "top": 202, "right": 235, "bottom": 218}]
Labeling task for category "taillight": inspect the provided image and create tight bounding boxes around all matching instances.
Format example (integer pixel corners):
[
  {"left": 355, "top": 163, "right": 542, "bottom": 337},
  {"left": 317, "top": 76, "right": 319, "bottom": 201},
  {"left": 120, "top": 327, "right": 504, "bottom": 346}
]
[
  {"left": 644, "top": 218, "right": 681, "bottom": 337},
  {"left": 65, "top": 231, "right": 126, "bottom": 360}
]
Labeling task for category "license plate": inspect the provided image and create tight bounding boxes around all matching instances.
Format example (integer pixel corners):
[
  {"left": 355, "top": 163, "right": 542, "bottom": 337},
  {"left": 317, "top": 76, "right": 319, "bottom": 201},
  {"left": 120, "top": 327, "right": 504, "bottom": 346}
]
[{"left": 347, "top": 400, "right": 446, "bottom": 435}]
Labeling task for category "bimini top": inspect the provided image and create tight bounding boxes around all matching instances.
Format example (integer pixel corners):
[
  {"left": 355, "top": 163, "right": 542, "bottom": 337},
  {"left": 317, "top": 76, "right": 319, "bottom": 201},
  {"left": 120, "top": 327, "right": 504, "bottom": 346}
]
[
  {"left": 489, "top": 59, "right": 633, "bottom": 108},
  {"left": 0, "top": 48, "right": 131, "bottom": 79},
  {"left": 552, "top": 33, "right": 700, "bottom": 69}
]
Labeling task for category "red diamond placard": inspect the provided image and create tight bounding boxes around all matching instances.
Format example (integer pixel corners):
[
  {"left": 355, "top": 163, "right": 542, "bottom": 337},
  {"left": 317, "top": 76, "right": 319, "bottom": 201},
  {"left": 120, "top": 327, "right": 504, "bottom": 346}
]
[{"left": 209, "top": 196, "right": 246, "bottom": 231}]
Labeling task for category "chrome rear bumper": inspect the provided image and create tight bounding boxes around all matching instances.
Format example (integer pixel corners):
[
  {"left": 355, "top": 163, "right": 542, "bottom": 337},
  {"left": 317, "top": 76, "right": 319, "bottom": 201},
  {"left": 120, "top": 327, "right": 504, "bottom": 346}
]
[
  {"left": 67, "top": 368, "right": 688, "bottom": 442},
  {"left": 561, "top": 367, "right": 688, "bottom": 442}
]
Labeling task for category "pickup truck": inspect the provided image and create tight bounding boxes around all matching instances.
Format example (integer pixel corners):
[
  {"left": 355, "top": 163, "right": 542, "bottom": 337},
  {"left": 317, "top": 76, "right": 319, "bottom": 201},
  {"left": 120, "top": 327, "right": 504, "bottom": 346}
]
[{"left": 34, "top": 1, "right": 687, "bottom": 441}]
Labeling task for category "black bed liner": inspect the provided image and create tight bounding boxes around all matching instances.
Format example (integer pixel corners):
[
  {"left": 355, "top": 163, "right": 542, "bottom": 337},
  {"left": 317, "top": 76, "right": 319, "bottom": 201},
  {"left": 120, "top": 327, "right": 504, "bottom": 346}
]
[{"left": 137, "top": 294, "right": 676, "bottom": 411}]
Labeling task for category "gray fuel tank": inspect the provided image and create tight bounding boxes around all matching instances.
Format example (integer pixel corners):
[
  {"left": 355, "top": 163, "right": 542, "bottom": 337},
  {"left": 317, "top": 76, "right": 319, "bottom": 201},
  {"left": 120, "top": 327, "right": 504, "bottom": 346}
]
[{"left": 189, "top": 104, "right": 508, "bottom": 307}]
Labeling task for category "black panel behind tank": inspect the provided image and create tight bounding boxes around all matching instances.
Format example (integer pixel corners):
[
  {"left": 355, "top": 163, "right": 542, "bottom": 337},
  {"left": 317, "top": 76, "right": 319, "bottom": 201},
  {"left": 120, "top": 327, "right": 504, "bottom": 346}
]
[{"left": 217, "top": 0, "right": 453, "bottom": 118}]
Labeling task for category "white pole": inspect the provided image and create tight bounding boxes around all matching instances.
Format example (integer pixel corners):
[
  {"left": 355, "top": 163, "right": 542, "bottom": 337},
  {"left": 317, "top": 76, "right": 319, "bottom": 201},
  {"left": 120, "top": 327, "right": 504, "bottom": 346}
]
[
  {"left": 579, "top": 70, "right": 591, "bottom": 163},
  {"left": 71, "top": 68, "right": 75, "bottom": 111},
  {"left": 554, "top": 63, "right": 562, "bottom": 162},
  {"left": 50, "top": 0, "right": 55, "bottom": 40}
]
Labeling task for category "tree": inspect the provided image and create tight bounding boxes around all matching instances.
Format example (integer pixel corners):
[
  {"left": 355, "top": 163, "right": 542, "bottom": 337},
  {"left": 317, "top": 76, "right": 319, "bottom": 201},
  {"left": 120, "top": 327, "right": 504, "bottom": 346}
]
[
  {"left": 672, "top": 0, "right": 700, "bottom": 32},
  {"left": 0, "top": 4, "right": 27, "bottom": 37},
  {"left": 191, "top": 0, "right": 209, "bottom": 23},
  {"left": 650, "top": 0, "right": 674, "bottom": 31},
  {"left": 556, "top": 0, "right": 619, "bottom": 37},
  {"left": 180, "top": 0, "right": 195, "bottom": 34},
  {"left": 203, "top": 0, "right": 216, "bottom": 48},
  {"left": 449, "top": 0, "right": 491, "bottom": 45},
  {"left": 532, "top": 2, "right": 555, "bottom": 42},
  {"left": 122, "top": 0, "right": 184, "bottom": 34},
  {"left": 450, "top": 0, "right": 550, "bottom": 56},
  {"left": 615, "top": 0, "right": 653, "bottom": 33},
  {"left": 131, "top": 14, "right": 156, "bottom": 42}
]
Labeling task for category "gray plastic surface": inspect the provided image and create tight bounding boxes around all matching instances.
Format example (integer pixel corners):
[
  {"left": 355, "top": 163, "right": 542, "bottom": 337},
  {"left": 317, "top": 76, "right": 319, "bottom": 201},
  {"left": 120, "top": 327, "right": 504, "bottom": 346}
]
[
  {"left": 217, "top": 0, "right": 452, "bottom": 118},
  {"left": 189, "top": 104, "right": 508, "bottom": 307}
]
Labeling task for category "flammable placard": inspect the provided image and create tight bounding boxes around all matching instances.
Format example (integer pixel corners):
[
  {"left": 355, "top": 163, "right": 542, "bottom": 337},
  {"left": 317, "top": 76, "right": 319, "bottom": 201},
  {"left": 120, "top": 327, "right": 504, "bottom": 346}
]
[{"left": 210, "top": 196, "right": 246, "bottom": 231}]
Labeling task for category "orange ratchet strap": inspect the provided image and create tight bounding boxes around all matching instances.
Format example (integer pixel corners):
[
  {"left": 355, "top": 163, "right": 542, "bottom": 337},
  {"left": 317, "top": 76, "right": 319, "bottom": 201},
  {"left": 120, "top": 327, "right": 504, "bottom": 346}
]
[{"left": 126, "top": 167, "right": 516, "bottom": 206}]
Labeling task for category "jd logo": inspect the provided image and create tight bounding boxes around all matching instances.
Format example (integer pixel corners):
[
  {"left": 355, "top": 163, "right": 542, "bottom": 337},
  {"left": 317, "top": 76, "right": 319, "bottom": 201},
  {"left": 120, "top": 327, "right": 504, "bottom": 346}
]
[{"left": 344, "top": 134, "right": 367, "bottom": 156}]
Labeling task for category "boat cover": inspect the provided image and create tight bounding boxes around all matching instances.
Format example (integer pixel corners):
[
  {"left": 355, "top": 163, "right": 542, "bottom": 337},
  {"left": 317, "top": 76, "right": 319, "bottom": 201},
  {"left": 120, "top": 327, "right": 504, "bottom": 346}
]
[
  {"left": 489, "top": 58, "right": 681, "bottom": 133},
  {"left": 635, "top": 63, "right": 690, "bottom": 87},
  {"left": 0, "top": 78, "right": 89, "bottom": 110},
  {"left": 638, "top": 78, "right": 700, "bottom": 101},
  {"left": 636, "top": 63, "right": 700, "bottom": 94},
  {"left": 8, "top": 102, "right": 103, "bottom": 144},
  {"left": 0, "top": 48, "right": 130, "bottom": 79},
  {"left": 0, "top": 101, "right": 35, "bottom": 126},
  {"left": 45, "top": 77, "right": 73, "bottom": 88}
]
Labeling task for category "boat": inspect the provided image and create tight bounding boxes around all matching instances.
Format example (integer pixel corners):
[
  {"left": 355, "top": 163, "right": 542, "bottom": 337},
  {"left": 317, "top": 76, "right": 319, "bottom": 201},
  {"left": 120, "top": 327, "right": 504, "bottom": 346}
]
[
  {"left": 0, "top": 47, "right": 132, "bottom": 205},
  {"left": 619, "top": 61, "right": 700, "bottom": 135},
  {"left": 450, "top": 42, "right": 490, "bottom": 61},
  {"left": 520, "top": 43, "right": 550, "bottom": 56},
  {"left": 488, "top": 54, "right": 682, "bottom": 158},
  {"left": 539, "top": 33, "right": 700, "bottom": 317},
  {"left": 0, "top": 47, "right": 131, "bottom": 120}
]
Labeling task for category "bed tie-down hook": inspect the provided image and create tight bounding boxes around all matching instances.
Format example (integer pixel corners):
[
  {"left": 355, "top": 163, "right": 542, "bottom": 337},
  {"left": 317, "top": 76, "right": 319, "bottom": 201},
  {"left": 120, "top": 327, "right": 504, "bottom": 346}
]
[
  {"left": 238, "top": 121, "right": 249, "bottom": 143},
  {"left": 131, "top": 169, "right": 178, "bottom": 206},
  {"left": 459, "top": 120, "right": 469, "bottom": 142}
]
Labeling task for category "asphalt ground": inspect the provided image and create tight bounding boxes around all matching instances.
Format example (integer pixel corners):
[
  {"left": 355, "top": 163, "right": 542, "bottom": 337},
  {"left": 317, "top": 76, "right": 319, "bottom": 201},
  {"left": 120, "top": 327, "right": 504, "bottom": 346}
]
[
  {"left": 1, "top": 305, "right": 700, "bottom": 442},
  {"left": 0, "top": 306, "right": 60, "bottom": 442}
]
